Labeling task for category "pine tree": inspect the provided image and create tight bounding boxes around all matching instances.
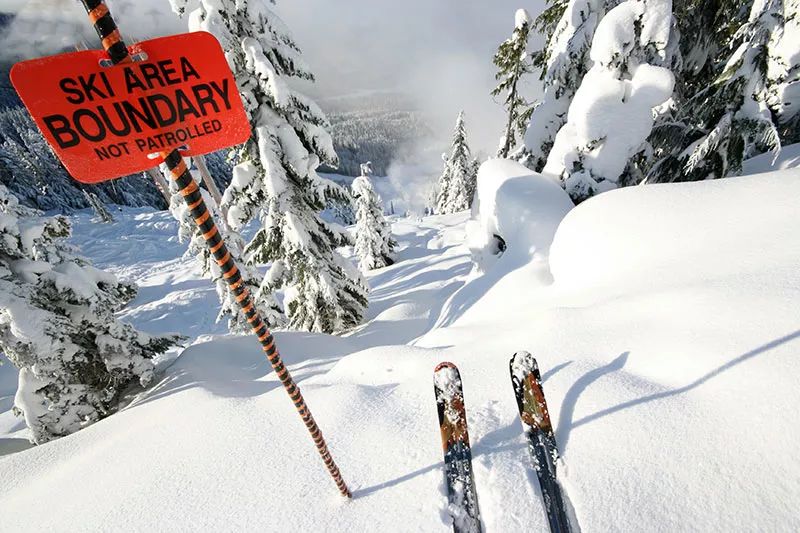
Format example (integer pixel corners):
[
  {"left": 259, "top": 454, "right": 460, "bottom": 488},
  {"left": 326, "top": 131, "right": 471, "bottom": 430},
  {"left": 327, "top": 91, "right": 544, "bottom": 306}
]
[
  {"left": 325, "top": 174, "right": 357, "bottom": 226},
  {"left": 517, "top": 0, "right": 620, "bottom": 171},
  {"left": 170, "top": 0, "right": 368, "bottom": 333},
  {"left": 164, "top": 161, "right": 282, "bottom": 334},
  {"left": 352, "top": 164, "right": 396, "bottom": 272},
  {"left": 493, "top": 9, "right": 535, "bottom": 158},
  {"left": 544, "top": 0, "right": 677, "bottom": 202},
  {"left": 0, "top": 184, "right": 180, "bottom": 444},
  {"left": 768, "top": 0, "right": 800, "bottom": 143},
  {"left": 647, "top": 0, "right": 792, "bottom": 183},
  {"left": 530, "top": 0, "right": 571, "bottom": 73},
  {"left": 436, "top": 112, "right": 477, "bottom": 214},
  {"left": 468, "top": 157, "right": 481, "bottom": 210}
]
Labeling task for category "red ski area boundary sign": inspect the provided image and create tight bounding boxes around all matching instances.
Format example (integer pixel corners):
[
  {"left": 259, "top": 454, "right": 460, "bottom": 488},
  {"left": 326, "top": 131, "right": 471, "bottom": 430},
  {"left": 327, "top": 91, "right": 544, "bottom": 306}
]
[{"left": 11, "top": 32, "right": 250, "bottom": 184}]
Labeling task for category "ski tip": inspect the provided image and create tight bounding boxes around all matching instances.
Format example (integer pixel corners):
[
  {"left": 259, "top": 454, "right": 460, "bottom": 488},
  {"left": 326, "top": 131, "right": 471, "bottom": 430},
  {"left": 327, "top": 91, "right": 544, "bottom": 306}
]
[
  {"left": 510, "top": 351, "right": 537, "bottom": 366},
  {"left": 510, "top": 351, "right": 539, "bottom": 379},
  {"left": 434, "top": 361, "right": 458, "bottom": 373}
]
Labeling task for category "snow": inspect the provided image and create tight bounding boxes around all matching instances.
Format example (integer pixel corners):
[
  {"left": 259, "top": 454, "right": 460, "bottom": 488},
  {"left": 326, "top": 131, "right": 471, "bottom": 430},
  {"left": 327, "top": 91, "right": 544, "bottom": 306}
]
[
  {"left": 742, "top": 142, "right": 800, "bottom": 175},
  {"left": 433, "top": 363, "right": 462, "bottom": 408},
  {"left": 589, "top": 1, "right": 643, "bottom": 66},
  {"left": 544, "top": 64, "right": 674, "bottom": 183},
  {"left": 543, "top": 1, "right": 675, "bottom": 197},
  {"left": 550, "top": 169, "right": 800, "bottom": 289},
  {"left": 2, "top": 163, "right": 800, "bottom": 530},
  {"left": 514, "top": 8, "right": 533, "bottom": 29},
  {"left": 12, "top": 369, "right": 48, "bottom": 438},
  {"left": 466, "top": 160, "right": 573, "bottom": 271}
]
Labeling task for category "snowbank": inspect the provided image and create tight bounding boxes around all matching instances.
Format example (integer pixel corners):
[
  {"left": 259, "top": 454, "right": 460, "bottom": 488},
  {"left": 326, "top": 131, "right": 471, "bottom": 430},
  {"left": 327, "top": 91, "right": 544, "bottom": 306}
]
[
  {"left": 466, "top": 160, "right": 573, "bottom": 271},
  {"left": 3, "top": 169, "right": 800, "bottom": 532},
  {"left": 742, "top": 142, "right": 800, "bottom": 175},
  {"left": 550, "top": 169, "right": 800, "bottom": 289}
]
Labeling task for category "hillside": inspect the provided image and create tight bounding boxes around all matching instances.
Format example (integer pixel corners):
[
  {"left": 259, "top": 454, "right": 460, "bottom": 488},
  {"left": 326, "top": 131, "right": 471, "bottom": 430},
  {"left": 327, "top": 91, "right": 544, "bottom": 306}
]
[{"left": 1, "top": 163, "right": 798, "bottom": 531}]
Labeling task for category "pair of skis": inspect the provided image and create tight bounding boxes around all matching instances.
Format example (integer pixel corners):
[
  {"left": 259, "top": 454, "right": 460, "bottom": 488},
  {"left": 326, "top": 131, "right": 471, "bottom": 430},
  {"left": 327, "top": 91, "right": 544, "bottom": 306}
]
[{"left": 433, "top": 353, "right": 574, "bottom": 533}]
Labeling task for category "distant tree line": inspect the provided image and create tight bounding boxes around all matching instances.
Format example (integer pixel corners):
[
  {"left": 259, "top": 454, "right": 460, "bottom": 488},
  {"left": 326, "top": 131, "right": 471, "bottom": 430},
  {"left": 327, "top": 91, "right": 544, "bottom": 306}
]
[{"left": 321, "top": 108, "right": 432, "bottom": 177}]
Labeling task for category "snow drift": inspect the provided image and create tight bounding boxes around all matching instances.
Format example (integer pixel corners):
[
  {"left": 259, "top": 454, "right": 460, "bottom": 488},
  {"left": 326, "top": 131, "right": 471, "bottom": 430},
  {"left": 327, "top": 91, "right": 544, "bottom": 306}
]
[
  {"left": 550, "top": 168, "right": 800, "bottom": 289},
  {"left": 3, "top": 165, "right": 800, "bottom": 531},
  {"left": 466, "top": 159, "right": 573, "bottom": 271}
]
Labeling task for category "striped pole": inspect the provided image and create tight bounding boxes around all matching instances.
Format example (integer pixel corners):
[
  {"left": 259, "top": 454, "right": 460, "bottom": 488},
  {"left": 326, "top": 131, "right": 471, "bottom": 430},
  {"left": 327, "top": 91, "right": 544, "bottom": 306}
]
[{"left": 78, "top": 0, "right": 352, "bottom": 497}]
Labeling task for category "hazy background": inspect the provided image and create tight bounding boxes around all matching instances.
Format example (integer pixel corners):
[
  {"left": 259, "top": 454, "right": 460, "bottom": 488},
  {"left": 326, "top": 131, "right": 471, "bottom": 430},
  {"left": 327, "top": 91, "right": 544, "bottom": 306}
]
[
  {"left": 0, "top": 0, "right": 545, "bottom": 151},
  {"left": 277, "top": 0, "right": 546, "bottom": 152},
  {"left": 0, "top": 0, "right": 547, "bottom": 210}
]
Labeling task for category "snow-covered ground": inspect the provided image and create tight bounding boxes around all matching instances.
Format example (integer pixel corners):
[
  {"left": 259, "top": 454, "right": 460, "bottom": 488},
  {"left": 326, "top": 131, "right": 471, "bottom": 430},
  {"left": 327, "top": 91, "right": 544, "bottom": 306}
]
[{"left": 1, "top": 161, "right": 799, "bottom": 531}]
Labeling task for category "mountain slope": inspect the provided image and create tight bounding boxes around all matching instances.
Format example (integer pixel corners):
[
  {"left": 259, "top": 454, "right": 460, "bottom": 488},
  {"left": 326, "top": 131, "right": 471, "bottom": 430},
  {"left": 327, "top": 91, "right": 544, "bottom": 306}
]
[{"left": 1, "top": 166, "right": 799, "bottom": 531}]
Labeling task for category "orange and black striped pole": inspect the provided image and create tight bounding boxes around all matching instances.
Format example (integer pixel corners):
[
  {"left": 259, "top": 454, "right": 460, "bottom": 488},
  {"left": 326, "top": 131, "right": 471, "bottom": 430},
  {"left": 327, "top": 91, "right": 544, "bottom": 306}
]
[{"left": 78, "top": 0, "right": 351, "bottom": 497}]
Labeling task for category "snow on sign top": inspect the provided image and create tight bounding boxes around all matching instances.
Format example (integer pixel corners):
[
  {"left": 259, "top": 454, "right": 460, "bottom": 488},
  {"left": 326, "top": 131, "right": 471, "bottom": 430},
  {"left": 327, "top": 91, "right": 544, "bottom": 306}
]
[{"left": 10, "top": 32, "right": 250, "bottom": 184}]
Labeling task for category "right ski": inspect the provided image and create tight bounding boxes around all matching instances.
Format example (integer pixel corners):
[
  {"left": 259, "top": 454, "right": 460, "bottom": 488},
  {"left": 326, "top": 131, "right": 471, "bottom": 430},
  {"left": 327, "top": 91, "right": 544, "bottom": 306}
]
[
  {"left": 434, "top": 362, "right": 482, "bottom": 533},
  {"left": 510, "top": 351, "right": 574, "bottom": 533}
]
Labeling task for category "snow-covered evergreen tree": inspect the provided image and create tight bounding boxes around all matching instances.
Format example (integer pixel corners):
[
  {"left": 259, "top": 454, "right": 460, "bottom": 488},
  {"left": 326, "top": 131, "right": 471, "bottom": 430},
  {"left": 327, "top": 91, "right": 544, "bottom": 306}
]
[
  {"left": 530, "top": 0, "right": 571, "bottom": 73},
  {"left": 648, "top": 0, "right": 797, "bottom": 182},
  {"left": 170, "top": 0, "right": 368, "bottom": 333},
  {"left": 493, "top": 9, "right": 535, "bottom": 158},
  {"left": 467, "top": 157, "right": 481, "bottom": 209},
  {"left": 164, "top": 161, "right": 282, "bottom": 334},
  {"left": 352, "top": 164, "right": 396, "bottom": 272},
  {"left": 0, "top": 184, "right": 180, "bottom": 444},
  {"left": 436, "top": 112, "right": 477, "bottom": 214},
  {"left": 325, "top": 180, "right": 356, "bottom": 226},
  {"left": 543, "top": 0, "right": 677, "bottom": 202},
  {"left": 768, "top": 0, "right": 800, "bottom": 144},
  {"left": 517, "top": 0, "right": 619, "bottom": 171}
]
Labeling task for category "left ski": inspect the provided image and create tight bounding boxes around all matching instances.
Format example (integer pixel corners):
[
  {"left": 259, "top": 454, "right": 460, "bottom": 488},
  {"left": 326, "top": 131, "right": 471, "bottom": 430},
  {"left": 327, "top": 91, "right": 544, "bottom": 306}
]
[{"left": 434, "top": 362, "right": 482, "bottom": 533}]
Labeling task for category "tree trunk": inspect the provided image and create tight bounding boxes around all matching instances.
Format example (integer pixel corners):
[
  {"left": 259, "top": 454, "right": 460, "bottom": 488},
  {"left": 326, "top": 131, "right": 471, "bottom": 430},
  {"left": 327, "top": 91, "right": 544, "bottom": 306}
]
[
  {"left": 499, "top": 76, "right": 520, "bottom": 159},
  {"left": 146, "top": 168, "right": 171, "bottom": 206},
  {"left": 194, "top": 155, "right": 225, "bottom": 215}
]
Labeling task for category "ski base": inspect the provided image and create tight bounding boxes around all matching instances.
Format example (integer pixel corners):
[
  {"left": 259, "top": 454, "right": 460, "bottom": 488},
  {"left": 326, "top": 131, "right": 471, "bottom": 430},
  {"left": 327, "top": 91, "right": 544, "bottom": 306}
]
[{"left": 434, "top": 362, "right": 482, "bottom": 533}]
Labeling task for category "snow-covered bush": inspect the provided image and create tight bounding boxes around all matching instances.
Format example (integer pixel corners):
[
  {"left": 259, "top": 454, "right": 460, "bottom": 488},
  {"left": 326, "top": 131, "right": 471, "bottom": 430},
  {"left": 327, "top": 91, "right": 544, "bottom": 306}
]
[
  {"left": 170, "top": 0, "right": 368, "bottom": 333},
  {"left": 352, "top": 165, "right": 396, "bottom": 272},
  {"left": 436, "top": 112, "right": 477, "bottom": 214},
  {"left": 543, "top": 0, "right": 676, "bottom": 202},
  {"left": 465, "top": 160, "right": 573, "bottom": 272},
  {"left": 165, "top": 161, "right": 282, "bottom": 333},
  {"left": 0, "top": 184, "right": 180, "bottom": 444},
  {"left": 493, "top": 9, "right": 535, "bottom": 158}
]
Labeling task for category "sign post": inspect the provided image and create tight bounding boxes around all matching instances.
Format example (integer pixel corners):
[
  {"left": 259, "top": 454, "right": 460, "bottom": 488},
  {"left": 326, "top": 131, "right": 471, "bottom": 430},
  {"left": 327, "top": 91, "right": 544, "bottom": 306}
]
[{"left": 11, "top": 0, "right": 351, "bottom": 498}]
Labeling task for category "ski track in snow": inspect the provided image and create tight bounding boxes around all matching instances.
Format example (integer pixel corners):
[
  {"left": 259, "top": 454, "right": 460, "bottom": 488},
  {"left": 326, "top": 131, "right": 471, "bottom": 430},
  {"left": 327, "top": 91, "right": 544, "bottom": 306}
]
[{"left": 2, "top": 164, "right": 800, "bottom": 531}]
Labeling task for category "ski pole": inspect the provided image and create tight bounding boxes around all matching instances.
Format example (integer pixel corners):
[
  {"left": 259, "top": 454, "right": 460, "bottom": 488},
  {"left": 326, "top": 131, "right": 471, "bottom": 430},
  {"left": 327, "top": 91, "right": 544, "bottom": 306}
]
[{"left": 78, "top": 0, "right": 351, "bottom": 497}]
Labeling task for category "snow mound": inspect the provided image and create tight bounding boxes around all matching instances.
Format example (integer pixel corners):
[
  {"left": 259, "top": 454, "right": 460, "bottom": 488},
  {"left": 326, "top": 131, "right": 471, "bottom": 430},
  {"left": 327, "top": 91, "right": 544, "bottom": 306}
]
[
  {"left": 742, "top": 142, "right": 800, "bottom": 175},
  {"left": 466, "top": 160, "right": 573, "bottom": 271},
  {"left": 550, "top": 170, "right": 800, "bottom": 289},
  {"left": 4, "top": 172, "right": 800, "bottom": 531}
]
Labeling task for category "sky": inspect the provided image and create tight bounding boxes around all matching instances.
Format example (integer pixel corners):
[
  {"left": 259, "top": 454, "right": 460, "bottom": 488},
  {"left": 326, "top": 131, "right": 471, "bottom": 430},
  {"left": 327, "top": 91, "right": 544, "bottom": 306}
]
[
  {"left": 0, "top": 0, "right": 547, "bottom": 153},
  {"left": 277, "top": 0, "right": 546, "bottom": 151}
]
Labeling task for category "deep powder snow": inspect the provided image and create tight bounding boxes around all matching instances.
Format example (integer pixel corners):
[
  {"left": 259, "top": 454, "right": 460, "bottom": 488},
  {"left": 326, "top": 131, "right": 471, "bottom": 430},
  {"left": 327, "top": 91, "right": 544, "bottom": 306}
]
[{"left": 1, "top": 163, "right": 799, "bottom": 531}]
